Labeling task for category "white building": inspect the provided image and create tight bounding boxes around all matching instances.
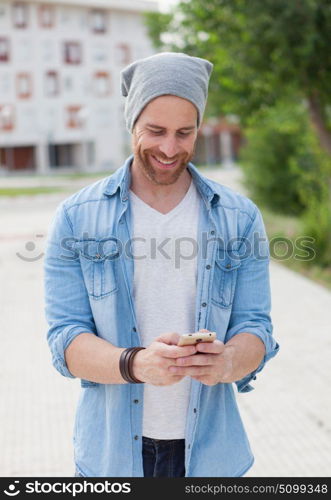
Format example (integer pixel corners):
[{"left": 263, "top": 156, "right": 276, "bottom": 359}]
[{"left": 0, "top": 0, "right": 158, "bottom": 173}]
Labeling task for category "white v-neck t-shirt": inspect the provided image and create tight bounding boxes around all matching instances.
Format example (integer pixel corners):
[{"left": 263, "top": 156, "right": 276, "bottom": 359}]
[{"left": 129, "top": 178, "right": 201, "bottom": 439}]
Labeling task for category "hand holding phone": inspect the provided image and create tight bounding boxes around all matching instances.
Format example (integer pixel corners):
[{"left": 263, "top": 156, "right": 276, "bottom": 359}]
[{"left": 177, "top": 331, "right": 216, "bottom": 346}]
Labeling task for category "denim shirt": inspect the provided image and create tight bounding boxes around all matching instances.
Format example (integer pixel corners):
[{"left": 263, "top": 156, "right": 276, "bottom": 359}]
[{"left": 44, "top": 155, "right": 279, "bottom": 477}]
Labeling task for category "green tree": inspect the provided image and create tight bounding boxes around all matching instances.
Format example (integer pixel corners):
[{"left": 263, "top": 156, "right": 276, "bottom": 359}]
[
  {"left": 145, "top": 0, "right": 331, "bottom": 266},
  {"left": 239, "top": 99, "right": 314, "bottom": 216},
  {"left": 145, "top": 0, "right": 331, "bottom": 155}
]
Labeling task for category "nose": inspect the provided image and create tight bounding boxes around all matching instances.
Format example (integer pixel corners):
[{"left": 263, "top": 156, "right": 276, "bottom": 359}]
[{"left": 158, "top": 135, "right": 179, "bottom": 159}]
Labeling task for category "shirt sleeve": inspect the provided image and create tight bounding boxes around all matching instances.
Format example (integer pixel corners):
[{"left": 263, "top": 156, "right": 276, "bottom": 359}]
[
  {"left": 224, "top": 205, "right": 280, "bottom": 393},
  {"left": 44, "top": 202, "right": 97, "bottom": 379}
]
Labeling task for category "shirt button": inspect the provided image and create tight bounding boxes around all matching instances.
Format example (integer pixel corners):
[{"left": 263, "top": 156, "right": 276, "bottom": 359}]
[
  {"left": 226, "top": 264, "right": 231, "bottom": 269},
  {"left": 133, "top": 399, "right": 139, "bottom": 404},
  {"left": 210, "top": 230, "right": 215, "bottom": 235},
  {"left": 134, "top": 435, "right": 139, "bottom": 440},
  {"left": 133, "top": 327, "right": 137, "bottom": 332},
  {"left": 206, "top": 265, "right": 211, "bottom": 270},
  {"left": 188, "top": 444, "right": 191, "bottom": 449},
  {"left": 202, "top": 302, "right": 207, "bottom": 307},
  {"left": 193, "top": 408, "right": 197, "bottom": 413}
]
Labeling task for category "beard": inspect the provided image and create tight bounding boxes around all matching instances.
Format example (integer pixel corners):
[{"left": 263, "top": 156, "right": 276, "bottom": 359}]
[{"left": 132, "top": 143, "right": 196, "bottom": 186}]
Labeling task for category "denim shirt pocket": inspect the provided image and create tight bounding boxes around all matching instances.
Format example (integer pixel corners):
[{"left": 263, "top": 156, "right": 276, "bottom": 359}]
[
  {"left": 211, "top": 248, "right": 241, "bottom": 308},
  {"left": 74, "top": 238, "right": 119, "bottom": 300}
]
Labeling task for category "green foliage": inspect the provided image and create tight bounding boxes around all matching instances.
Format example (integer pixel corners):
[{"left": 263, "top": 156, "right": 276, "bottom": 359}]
[
  {"left": 240, "top": 99, "right": 331, "bottom": 265},
  {"left": 145, "top": 0, "right": 331, "bottom": 128},
  {"left": 296, "top": 141, "right": 331, "bottom": 266},
  {"left": 145, "top": 0, "right": 331, "bottom": 269},
  {"left": 239, "top": 100, "right": 315, "bottom": 215},
  {"left": 143, "top": 12, "right": 173, "bottom": 49},
  {"left": 302, "top": 191, "right": 331, "bottom": 266}
]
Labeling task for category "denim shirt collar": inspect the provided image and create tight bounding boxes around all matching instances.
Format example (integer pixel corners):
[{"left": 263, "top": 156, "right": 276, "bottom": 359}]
[{"left": 102, "top": 155, "right": 220, "bottom": 208}]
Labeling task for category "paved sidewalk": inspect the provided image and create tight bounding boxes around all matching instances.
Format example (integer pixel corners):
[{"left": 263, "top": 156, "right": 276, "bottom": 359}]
[{"left": 0, "top": 166, "right": 330, "bottom": 476}]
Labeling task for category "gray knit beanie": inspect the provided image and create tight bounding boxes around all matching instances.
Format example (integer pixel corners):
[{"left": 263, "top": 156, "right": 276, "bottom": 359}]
[{"left": 120, "top": 52, "right": 213, "bottom": 132}]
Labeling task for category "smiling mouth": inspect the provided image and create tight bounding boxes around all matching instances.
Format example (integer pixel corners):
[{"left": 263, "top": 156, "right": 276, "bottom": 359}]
[{"left": 151, "top": 155, "right": 178, "bottom": 168}]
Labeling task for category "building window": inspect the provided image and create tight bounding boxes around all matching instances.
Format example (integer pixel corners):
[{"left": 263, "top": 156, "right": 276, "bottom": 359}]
[
  {"left": 94, "top": 72, "right": 111, "bottom": 97},
  {"left": 64, "top": 42, "right": 82, "bottom": 64},
  {"left": 95, "top": 107, "right": 112, "bottom": 129},
  {"left": 90, "top": 10, "right": 107, "bottom": 34},
  {"left": 0, "top": 3, "right": 7, "bottom": 22},
  {"left": 0, "top": 104, "right": 15, "bottom": 131},
  {"left": 0, "top": 72, "right": 11, "bottom": 96},
  {"left": 45, "top": 71, "right": 59, "bottom": 97},
  {"left": 0, "top": 37, "right": 10, "bottom": 62},
  {"left": 13, "top": 2, "right": 29, "bottom": 29},
  {"left": 16, "top": 73, "right": 32, "bottom": 99},
  {"left": 66, "top": 105, "right": 83, "bottom": 128},
  {"left": 63, "top": 75, "right": 73, "bottom": 93},
  {"left": 39, "top": 5, "right": 55, "bottom": 28},
  {"left": 115, "top": 43, "right": 131, "bottom": 65},
  {"left": 91, "top": 43, "right": 108, "bottom": 63},
  {"left": 41, "top": 40, "right": 55, "bottom": 63}
]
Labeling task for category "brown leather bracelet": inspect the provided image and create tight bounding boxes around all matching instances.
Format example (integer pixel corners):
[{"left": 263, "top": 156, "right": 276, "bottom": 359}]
[
  {"left": 120, "top": 348, "right": 132, "bottom": 382},
  {"left": 119, "top": 347, "right": 145, "bottom": 383},
  {"left": 128, "top": 347, "right": 145, "bottom": 383},
  {"left": 119, "top": 348, "right": 132, "bottom": 383}
]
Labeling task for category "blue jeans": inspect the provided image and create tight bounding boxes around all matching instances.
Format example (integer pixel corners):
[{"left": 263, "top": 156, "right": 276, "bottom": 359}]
[
  {"left": 74, "top": 437, "right": 186, "bottom": 477},
  {"left": 142, "top": 436, "right": 185, "bottom": 477}
]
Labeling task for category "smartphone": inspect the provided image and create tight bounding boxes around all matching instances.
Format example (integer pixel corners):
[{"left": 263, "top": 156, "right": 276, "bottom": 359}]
[{"left": 177, "top": 331, "right": 216, "bottom": 346}]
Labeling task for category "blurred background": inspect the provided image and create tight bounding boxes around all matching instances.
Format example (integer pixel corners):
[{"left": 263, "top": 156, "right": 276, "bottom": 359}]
[{"left": 0, "top": 0, "right": 330, "bottom": 477}]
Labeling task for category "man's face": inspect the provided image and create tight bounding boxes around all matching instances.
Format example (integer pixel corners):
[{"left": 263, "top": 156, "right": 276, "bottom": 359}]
[{"left": 131, "top": 95, "right": 198, "bottom": 186}]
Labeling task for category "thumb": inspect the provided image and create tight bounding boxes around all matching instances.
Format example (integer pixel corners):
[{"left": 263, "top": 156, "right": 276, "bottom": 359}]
[{"left": 155, "top": 332, "right": 180, "bottom": 345}]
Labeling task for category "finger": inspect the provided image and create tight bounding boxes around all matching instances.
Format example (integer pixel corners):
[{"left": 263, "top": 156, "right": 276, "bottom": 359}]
[
  {"left": 191, "top": 375, "right": 217, "bottom": 386},
  {"left": 196, "top": 339, "right": 225, "bottom": 354},
  {"left": 175, "top": 354, "right": 214, "bottom": 366},
  {"left": 155, "top": 332, "right": 180, "bottom": 345},
  {"left": 159, "top": 344, "right": 197, "bottom": 359},
  {"left": 168, "top": 366, "right": 208, "bottom": 376}
]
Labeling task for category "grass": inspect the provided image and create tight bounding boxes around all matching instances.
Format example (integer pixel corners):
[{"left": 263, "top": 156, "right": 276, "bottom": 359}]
[
  {"left": 0, "top": 186, "right": 66, "bottom": 197},
  {"left": 56, "top": 171, "right": 112, "bottom": 180},
  {"left": 1, "top": 170, "right": 113, "bottom": 181},
  {"left": 261, "top": 207, "right": 331, "bottom": 291}
]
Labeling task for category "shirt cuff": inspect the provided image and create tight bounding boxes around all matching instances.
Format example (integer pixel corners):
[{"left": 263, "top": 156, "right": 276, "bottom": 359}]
[
  {"left": 225, "top": 327, "right": 280, "bottom": 393},
  {"left": 50, "top": 325, "right": 96, "bottom": 379}
]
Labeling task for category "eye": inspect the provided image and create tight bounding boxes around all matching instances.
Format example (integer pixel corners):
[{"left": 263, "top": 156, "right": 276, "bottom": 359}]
[
  {"left": 148, "top": 129, "right": 164, "bottom": 135},
  {"left": 147, "top": 129, "right": 192, "bottom": 137}
]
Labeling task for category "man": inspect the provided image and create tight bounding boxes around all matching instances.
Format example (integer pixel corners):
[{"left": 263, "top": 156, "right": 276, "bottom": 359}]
[{"left": 44, "top": 52, "right": 279, "bottom": 478}]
